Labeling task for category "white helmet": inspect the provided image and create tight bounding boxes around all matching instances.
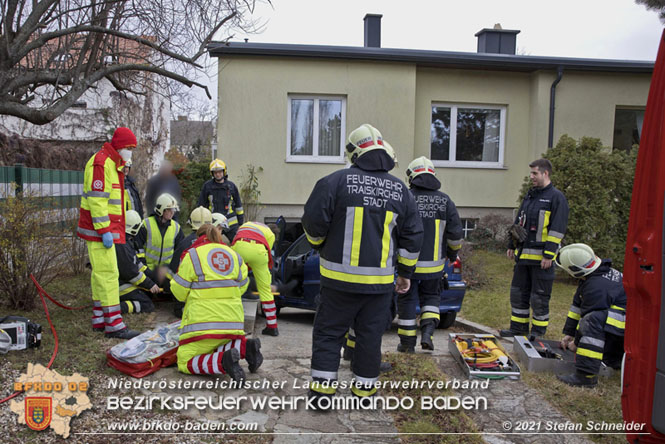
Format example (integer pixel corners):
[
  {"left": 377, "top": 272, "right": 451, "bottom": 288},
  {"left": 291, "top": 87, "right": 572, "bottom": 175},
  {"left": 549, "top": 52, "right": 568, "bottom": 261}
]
[
  {"left": 383, "top": 140, "right": 397, "bottom": 165},
  {"left": 345, "top": 124, "right": 386, "bottom": 164},
  {"left": 188, "top": 206, "right": 213, "bottom": 230},
  {"left": 555, "top": 243, "right": 601, "bottom": 278},
  {"left": 124, "top": 159, "right": 133, "bottom": 168},
  {"left": 406, "top": 156, "right": 435, "bottom": 184},
  {"left": 211, "top": 213, "right": 229, "bottom": 230},
  {"left": 154, "top": 193, "right": 179, "bottom": 217},
  {"left": 125, "top": 210, "right": 142, "bottom": 236}
]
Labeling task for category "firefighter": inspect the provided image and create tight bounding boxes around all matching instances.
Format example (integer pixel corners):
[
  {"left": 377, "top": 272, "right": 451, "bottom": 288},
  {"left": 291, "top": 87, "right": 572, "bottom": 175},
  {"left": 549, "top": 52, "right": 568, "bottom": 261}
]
[
  {"left": 117, "top": 210, "right": 161, "bottom": 314},
  {"left": 500, "top": 158, "right": 569, "bottom": 338},
  {"left": 134, "top": 193, "right": 185, "bottom": 270},
  {"left": 555, "top": 244, "right": 626, "bottom": 387},
  {"left": 197, "top": 159, "right": 244, "bottom": 241},
  {"left": 302, "top": 124, "right": 423, "bottom": 407},
  {"left": 77, "top": 127, "right": 140, "bottom": 339},
  {"left": 231, "top": 222, "right": 279, "bottom": 336},
  {"left": 123, "top": 159, "right": 144, "bottom": 218},
  {"left": 397, "top": 157, "right": 463, "bottom": 352},
  {"left": 171, "top": 223, "right": 263, "bottom": 381},
  {"left": 168, "top": 206, "right": 213, "bottom": 318}
]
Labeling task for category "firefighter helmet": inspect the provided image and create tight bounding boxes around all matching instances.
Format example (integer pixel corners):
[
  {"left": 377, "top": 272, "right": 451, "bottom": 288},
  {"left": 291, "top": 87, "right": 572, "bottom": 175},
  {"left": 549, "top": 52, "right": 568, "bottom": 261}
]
[
  {"left": 345, "top": 124, "right": 385, "bottom": 163},
  {"left": 124, "top": 159, "right": 133, "bottom": 168},
  {"left": 211, "top": 212, "right": 229, "bottom": 229},
  {"left": 383, "top": 140, "right": 397, "bottom": 164},
  {"left": 209, "top": 158, "right": 227, "bottom": 175},
  {"left": 154, "top": 193, "right": 179, "bottom": 217},
  {"left": 406, "top": 156, "right": 436, "bottom": 183},
  {"left": 125, "top": 210, "right": 142, "bottom": 236},
  {"left": 188, "top": 206, "right": 213, "bottom": 230},
  {"left": 555, "top": 243, "right": 601, "bottom": 278}
]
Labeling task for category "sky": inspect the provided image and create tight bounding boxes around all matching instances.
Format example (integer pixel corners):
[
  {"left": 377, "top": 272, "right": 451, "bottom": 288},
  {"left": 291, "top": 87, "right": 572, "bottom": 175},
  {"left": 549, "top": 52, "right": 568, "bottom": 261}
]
[{"left": 189, "top": 0, "right": 664, "bottom": 118}]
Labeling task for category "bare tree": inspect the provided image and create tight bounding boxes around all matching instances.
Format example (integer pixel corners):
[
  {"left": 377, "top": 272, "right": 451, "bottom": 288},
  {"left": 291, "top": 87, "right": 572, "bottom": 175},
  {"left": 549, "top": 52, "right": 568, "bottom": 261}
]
[
  {"left": 0, "top": 0, "right": 267, "bottom": 124},
  {"left": 636, "top": 0, "right": 665, "bottom": 21}
]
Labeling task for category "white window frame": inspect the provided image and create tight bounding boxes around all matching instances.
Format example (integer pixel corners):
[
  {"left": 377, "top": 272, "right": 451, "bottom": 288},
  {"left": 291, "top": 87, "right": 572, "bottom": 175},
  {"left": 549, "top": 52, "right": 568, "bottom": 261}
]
[
  {"left": 287, "top": 94, "right": 346, "bottom": 164},
  {"left": 431, "top": 103, "right": 507, "bottom": 169}
]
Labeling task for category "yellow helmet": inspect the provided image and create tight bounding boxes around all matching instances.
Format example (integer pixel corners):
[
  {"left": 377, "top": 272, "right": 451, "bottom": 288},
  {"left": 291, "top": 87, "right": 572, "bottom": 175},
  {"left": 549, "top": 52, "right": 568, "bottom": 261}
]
[
  {"left": 406, "top": 156, "right": 435, "bottom": 183},
  {"left": 211, "top": 212, "right": 229, "bottom": 229},
  {"left": 209, "top": 158, "right": 227, "bottom": 173},
  {"left": 555, "top": 243, "right": 601, "bottom": 278},
  {"left": 154, "top": 193, "right": 179, "bottom": 216},
  {"left": 125, "top": 210, "right": 142, "bottom": 236},
  {"left": 188, "top": 206, "right": 213, "bottom": 230},
  {"left": 345, "top": 124, "right": 385, "bottom": 163}
]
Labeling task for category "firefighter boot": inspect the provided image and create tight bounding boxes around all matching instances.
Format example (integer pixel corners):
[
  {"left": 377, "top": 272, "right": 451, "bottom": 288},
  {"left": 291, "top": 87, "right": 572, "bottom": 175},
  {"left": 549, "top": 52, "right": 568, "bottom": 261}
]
[
  {"left": 557, "top": 371, "right": 598, "bottom": 388},
  {"left": 245, "top": 338, "right": 263, "bottom": 373},
  {"left": 105, "top": 328, "right": 140, "bottom": 339},
  {"left": 222, "top": 348, "right": 245, "bottom": 383},
  {"left": 397, "top": 343, "right": 415, "bottom": 353},
  {"left": 420, "top": 319, "right": 436, "bottom": 351}
]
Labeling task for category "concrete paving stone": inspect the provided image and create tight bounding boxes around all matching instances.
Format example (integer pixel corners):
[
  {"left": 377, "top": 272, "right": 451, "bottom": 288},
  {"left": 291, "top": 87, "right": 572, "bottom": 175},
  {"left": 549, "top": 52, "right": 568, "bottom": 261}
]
[
  {"left": 277, "top": 408, "right": 350, "bottom": 433},
  {"left": 226, "top": 410, "right": 270, "bottom": 432}
]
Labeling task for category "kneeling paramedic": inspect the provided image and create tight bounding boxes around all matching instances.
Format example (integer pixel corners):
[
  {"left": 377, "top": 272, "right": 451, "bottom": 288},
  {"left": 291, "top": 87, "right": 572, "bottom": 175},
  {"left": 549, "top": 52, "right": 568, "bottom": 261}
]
[
  {"left": 555, "top": 243, "right": 626, "bottom": 387},
  {"left": 168, "top": 206, "right": 214, "bottom": 318},
  {"left": 171, "top": 224, "right": 263, "bottom": 381},
  {"left": 397, "top": 157, "right": 462, "bottom": 352},
  {"left": 302, "top": 124, "right": 423, "bottom": 407},
  {"left": 78, "top": 127, "right": 140, "bottom": 339},
  {"left": 117, "top": 210, "right": 161, "bottom": 314},
  {"left": 135, "top": 193, "right": 184, "bottom": 270},
  {"left": 231, "top": 222, "right": 279, "bottom": 336}
]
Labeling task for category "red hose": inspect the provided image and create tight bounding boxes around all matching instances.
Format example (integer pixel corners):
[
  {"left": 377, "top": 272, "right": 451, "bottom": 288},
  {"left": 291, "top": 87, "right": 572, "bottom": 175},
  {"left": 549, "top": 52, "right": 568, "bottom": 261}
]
[{"left": 0, "top": 275, "right": 76, "bottom": 404}]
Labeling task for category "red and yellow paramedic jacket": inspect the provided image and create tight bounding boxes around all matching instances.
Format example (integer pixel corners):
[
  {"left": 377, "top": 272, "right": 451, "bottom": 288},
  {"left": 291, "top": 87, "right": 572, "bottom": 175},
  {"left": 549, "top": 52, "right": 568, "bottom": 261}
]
[{"left": 77, "top": 143, "right": 126, "bottom": 244}]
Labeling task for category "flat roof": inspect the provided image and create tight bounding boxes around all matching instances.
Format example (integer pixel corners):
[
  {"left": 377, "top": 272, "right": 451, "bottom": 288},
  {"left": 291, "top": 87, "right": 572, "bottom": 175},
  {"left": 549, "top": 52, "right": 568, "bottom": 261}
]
[{"left": 208, "top": 42, "right": 653, "bottom": 73}]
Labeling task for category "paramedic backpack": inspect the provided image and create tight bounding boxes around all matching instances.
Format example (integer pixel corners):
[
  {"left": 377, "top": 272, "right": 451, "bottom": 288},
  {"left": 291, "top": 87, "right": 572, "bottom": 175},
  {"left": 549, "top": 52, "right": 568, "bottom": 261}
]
[{"left": 106, "top": 320, "right": 180, "bottom": 378}]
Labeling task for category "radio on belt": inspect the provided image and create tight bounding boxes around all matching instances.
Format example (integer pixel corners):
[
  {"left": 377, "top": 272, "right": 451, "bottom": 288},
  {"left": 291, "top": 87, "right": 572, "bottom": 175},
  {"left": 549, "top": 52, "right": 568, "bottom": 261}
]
[{"left": 0, "top": 316, "right": 42, "bottom": 353}]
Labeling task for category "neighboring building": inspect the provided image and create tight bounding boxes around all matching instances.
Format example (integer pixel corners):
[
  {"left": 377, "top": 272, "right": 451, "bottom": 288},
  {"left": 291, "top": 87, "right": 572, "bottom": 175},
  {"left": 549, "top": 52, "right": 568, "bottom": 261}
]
[
  {"left": 170, "top": 116, "right": 215, "bottom": 161},
  {"left": 208, "top": 16, "right": 652, "bottom": 226}
]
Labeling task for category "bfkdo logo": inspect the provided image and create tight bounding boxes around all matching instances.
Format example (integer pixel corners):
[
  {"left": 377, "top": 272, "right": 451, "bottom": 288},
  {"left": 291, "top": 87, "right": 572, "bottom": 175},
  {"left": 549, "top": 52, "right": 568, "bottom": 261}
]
[{"left": 25, "top": 397, "right": 52, "bottom": 431}]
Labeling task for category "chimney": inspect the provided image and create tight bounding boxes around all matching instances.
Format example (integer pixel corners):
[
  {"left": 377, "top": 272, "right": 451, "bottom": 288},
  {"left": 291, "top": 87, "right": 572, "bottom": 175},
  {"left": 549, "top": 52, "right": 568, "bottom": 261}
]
[
  {"left": 475, "top": 24, "right": 520, "bottom": 55},
  {"left": 364, "top": 14, "right": 382, "bottom": 48}
]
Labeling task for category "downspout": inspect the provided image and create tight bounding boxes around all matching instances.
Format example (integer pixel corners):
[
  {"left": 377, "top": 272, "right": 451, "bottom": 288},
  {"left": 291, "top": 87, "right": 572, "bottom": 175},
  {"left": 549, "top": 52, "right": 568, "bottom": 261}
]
[{"left": 548, "top": 66, "right": 564, "bottom": 148}]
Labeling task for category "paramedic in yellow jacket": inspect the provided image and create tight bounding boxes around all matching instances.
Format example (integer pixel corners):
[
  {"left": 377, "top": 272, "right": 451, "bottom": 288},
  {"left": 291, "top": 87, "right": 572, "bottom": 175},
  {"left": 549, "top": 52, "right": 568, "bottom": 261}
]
[
  {"left": 231, "top": 222, "right": 279, "bottom": 336},
  {"left": 78, "top": 127, "right": 140, "bottom": 339},
  {"left": 171, "top": 224, "right": 263, "bottom": 381}
]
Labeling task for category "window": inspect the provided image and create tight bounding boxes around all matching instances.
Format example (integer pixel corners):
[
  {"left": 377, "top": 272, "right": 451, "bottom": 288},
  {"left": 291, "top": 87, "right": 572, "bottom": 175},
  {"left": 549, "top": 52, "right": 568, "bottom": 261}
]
[
  {"left": 461, "top": 218, "right": 478, "bottom": 239},
  {"left": 431, "top": 103, "right": 506, "bottom": 168},
  {"left": 613, "top": 108, "right": 644, "bottom": 152},
  {"left": 287, "top": 95, "right": 346, "bottom": 163}
]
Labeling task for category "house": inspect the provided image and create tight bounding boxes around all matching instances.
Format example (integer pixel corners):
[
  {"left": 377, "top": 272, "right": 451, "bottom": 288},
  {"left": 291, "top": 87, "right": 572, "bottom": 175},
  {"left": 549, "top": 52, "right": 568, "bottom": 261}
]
[
  {"left": 170, "top": 116, "right": 216, "bottom": 162},
  {"left": 208, "top": 15, "right": 652, "bottom": 234}
]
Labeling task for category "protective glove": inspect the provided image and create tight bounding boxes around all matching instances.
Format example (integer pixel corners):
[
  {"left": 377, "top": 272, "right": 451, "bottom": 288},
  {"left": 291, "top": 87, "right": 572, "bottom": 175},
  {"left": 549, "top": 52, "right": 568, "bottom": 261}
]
[
  {"left": 509, "top": 224, "right": 528, "bottom": 244},
  {"left": 102, "top": 232, "right": 114, "bottom": 248}
]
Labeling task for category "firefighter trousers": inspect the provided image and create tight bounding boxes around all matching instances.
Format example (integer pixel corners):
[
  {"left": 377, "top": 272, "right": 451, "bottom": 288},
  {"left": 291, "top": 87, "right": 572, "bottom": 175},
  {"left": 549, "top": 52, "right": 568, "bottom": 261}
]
[
  {"left": 575, "top": 310, "right": 625, "bottom": 375},
  {"left": 120, "top": 289, "right": 155, "bottom": 314},
  {"left": 509, "top": 263, "right": 554, "bottom": 336},
  {"left": 397, "top": 278, "right": 440, "bottom": 347},
  {"left": 232, "top": 240, "right": 277, "bottom": 329},
  {"left": 311, "top": 287, "right": 392, "bottom": 396},
  {"left": 177, "top": 336, "right": 246, "bottom": 375},
  {"left": 87, "top": 241, "right": 127, "bottom": 333}
]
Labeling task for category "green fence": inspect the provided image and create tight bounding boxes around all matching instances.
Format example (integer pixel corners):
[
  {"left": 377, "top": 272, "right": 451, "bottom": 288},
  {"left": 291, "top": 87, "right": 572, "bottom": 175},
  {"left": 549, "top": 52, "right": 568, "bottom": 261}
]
[{"left": 0, "top": 164, "right": 83, "bottom": 219}]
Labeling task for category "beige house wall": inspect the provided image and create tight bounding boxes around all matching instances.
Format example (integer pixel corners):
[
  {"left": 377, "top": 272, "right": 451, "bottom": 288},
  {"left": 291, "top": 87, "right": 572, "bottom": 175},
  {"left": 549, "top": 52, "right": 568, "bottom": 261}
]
[
  {"left": 217, "top": 57, "right": 416, "bottom": 221},
  {"left": 217, "top": 56, "right": 650, "bottom": 223}
]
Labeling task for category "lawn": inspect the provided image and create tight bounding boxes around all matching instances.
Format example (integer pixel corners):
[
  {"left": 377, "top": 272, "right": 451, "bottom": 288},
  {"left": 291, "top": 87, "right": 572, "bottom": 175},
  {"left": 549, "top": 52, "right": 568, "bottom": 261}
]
[{"left": 459, "top": 249, "right": 624, "bottom": 444}]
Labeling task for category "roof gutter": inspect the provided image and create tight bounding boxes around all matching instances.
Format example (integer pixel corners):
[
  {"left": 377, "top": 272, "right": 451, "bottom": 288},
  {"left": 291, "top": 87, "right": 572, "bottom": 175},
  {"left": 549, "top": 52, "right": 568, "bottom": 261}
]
[{"left": 548, "top": 66, "right": 564, "bottom": 148}]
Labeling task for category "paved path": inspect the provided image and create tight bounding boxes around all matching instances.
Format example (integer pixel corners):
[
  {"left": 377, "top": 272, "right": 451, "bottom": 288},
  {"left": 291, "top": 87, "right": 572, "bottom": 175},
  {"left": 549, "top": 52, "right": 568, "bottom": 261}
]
[{"left": 135, "top": 306, "right": 593, "bottom": 444}]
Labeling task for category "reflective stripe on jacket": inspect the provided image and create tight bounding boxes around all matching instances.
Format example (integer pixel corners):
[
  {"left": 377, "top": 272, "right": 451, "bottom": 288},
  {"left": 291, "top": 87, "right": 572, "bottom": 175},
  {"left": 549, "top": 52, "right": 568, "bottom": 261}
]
[
  {"left": 302, "top": 165, "right": 423, "bottom": 294},
  {"left": 144, "top": 216, "right": 181, "bottom": 269},
  {"left": 411, "top": 188, "right": 463, "bottom": 280},
  {"left": 509, "top": 183, "right": 569, "bottom": 264},
  {"left": 170, "top": 242, "right": 249, "bottom": 344},
  {"left": 562, "top": 260, "right": 627, "bottom": 337},
  {"left": 77, "top": 143, "right": 126, "bottom": 243}
]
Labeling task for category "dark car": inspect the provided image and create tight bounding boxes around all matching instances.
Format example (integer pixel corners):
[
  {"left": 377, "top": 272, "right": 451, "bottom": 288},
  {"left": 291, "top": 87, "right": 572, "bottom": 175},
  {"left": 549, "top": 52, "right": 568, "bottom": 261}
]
[{"left": 272, "top": 227, "right": 467, "bottom": 329}]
